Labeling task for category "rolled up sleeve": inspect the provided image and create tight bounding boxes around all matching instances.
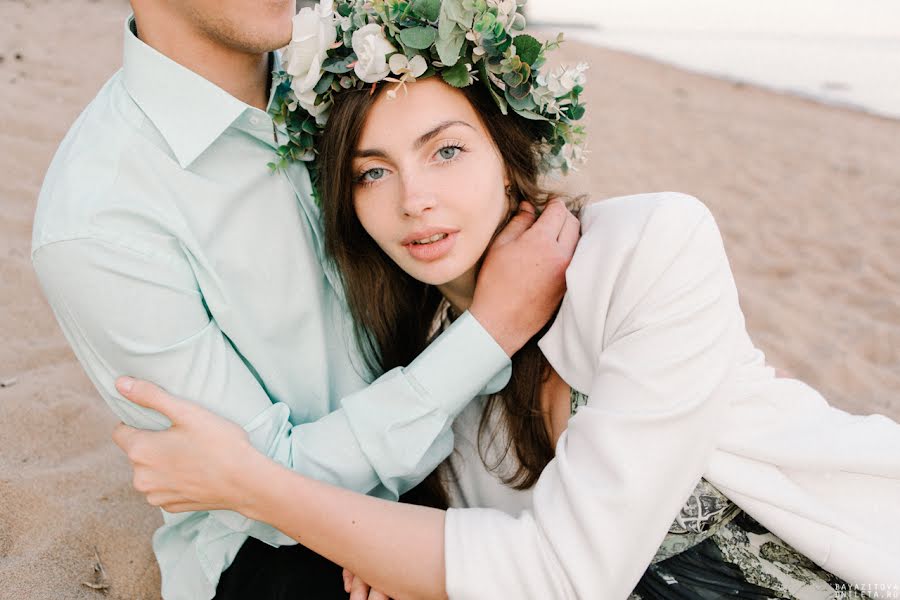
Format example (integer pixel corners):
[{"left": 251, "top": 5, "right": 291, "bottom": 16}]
[{"left": 34, "top": 234, "right": 511, "bottom": 547}]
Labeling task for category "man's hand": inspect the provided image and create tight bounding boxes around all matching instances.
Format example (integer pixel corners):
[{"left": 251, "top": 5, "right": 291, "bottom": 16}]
[
  {"left": 470, "top": 199, "right": 580, "bottom": 356},
  {"left": 343, "top": 568, "right": 391, "bottom": 600}
]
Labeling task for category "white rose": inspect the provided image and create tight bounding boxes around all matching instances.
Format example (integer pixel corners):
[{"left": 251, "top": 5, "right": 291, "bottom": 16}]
[
  {"left": 351, "top": 24, "right": 396, "bottom": 83},
  {"left": 294, "top": 88, "right": 332, "bottom": 124},
  {"left": 283, "top": 1, "right": 338, "bottom": 95}
]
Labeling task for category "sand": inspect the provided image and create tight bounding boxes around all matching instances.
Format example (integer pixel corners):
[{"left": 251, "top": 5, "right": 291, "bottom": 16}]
[{"left": 1, "top": 1, "right": 898, "bottom": 598}]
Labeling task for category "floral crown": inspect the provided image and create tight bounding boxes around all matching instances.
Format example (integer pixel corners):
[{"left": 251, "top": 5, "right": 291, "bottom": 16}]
[{"left": 267, "top": 0, "right": 588, "bottom": 178}]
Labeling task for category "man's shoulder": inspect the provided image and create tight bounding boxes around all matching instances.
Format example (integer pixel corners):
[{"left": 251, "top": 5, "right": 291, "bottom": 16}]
[{"left": 32, "top": 73, "right": 178, "bottom": 253}]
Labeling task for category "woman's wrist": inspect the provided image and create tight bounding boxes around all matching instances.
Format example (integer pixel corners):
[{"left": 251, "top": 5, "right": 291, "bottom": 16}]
[{"left": 227, "top": 441, "right": 277, "bottom": 520}]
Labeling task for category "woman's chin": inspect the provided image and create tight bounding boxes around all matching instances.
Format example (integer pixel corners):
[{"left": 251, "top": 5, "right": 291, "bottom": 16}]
[{"left": 403, "top": 262, "right": 468, "bottom": 287}]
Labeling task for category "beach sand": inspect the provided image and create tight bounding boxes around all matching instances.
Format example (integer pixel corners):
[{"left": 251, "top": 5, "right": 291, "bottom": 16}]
[{"left": 1, "top": 1, "right": 898, "bottom": 598}]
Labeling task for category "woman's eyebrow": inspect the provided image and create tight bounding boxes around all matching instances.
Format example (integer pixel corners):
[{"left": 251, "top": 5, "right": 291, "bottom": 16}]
[
  {"left": 413, "top": 120, "right": 474, "bottom": 150},
  {"left": 354, "top": 148, "right": 389, "bottom": 159},
  {"left": 354, "top": 120, "right": 474, "bottom": 158}
]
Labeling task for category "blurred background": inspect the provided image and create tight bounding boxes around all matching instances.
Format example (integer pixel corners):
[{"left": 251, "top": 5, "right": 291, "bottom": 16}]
[{"left": 527, "top": 0, "right": 900, "bottom": 119}]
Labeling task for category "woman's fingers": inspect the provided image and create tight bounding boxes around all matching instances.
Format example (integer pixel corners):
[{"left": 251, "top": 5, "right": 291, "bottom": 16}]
[
  {"left": 557, "top": 211, "right": 581, "bottom": 255},
  {"left": 114, "top": 377, "right": 190, "bottom": 424},
  {"left": 111, "top": 422, "right": 140, "bottom": 453},
  {"left": 528, "top": 198, "right": 569, "bottom": 239},
  {"left": 493, "top": 202, "right": 538, "bottom": 246}
]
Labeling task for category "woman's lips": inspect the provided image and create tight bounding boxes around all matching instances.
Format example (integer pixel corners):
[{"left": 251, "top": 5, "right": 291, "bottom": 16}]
[{"left": 404, "top": 231, "right": 458, "bottom": 262}]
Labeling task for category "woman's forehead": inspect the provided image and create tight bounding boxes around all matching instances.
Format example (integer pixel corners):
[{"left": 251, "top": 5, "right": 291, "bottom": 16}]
[{"left": 358, "top": 78, "right": 484, "bottom": 145}]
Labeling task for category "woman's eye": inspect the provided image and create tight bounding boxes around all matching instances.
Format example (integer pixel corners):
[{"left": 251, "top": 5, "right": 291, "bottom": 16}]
[
  {"left": 359, "top": 167, "right": 386, "bottom": 183},
  {"left": 436, "top": 146, "right": 461, "bottom": 161}
]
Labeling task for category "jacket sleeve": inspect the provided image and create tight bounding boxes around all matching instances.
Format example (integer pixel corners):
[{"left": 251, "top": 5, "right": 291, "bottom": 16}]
[
  {"left": 33, "top": 235, "right": 509, "bottom": 547},
  {"left": 444, "top": 193, "right": 743, "bottom": 599}
]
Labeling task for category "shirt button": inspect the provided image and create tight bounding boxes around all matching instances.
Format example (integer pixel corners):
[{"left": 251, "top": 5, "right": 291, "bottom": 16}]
[{"left": 249, "top": 116, "right": 261, "bottom": 126}]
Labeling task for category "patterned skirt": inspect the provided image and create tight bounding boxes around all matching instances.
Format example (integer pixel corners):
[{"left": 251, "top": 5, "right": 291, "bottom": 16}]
[{"left": 630, "top": 509, "right": 861, "bottom": 600}]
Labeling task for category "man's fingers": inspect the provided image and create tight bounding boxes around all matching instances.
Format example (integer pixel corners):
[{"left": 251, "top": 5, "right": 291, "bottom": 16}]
[
  {"left": 529, "top": 199, "right": 570, "bottom": 239},
  {"left": 343, "top": 569, "right": 352, "bottom": 593},
  {"left": 492, "top": 203, "right": 537, "bottom": 245},
  {"left": 349, "top": 575, "right": 370, "bottom": 600},
  {"left": 557, "top": 212, "right": 581, "bottom": 257},
  {"left": 368, "top": 590, "right": 390, "bottom": 600},
  {"left": 115, "top": 377, "right": 185, "bottom": 423}
]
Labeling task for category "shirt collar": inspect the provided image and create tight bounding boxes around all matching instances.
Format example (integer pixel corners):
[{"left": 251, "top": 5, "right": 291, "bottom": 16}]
[{"left": 122, "top": 16, "right": 280, "bottom": 168}]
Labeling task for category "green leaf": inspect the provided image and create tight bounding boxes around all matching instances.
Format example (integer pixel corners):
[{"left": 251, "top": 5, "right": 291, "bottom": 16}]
[
  {"left": 412, "top": 0, "right": 441, "bottom": 22},
  {"left": 568, "top": 104, "right": 586, "bottom": 120},
  {"left": 322, "top": 55, "right": 355, "bottom": 74},
  {"left": 435, "top": 27, "right": 465, "bottom": 66},
  {"left": 502, "top": 70, "right": 524, "bottom": 88},
  {"left": 512, "top": 108, "right": 550, "bottom": 122},
  {"left": 505, "top": 89, "right": 536, "bottom": 111},
  {"left": 399, "top": 26, "right": 437, "bottom": 49},
  {"left": 441, "top": 0, "right": 475, "bottom": 29},
  {"left": 441, "top": 61, "right": 473, "bottom": 88},
  {"left": 313, "top": 72, "right": 334, "bottom": 94},
  {"left": 513, "top": 34, "right": 542, "bottom": 66},
  {"left": 301, "top": 118, "right": 319, "bottom": 135},
  {"left": 478, "top": 60, "right": 508, "bottom": 115}
]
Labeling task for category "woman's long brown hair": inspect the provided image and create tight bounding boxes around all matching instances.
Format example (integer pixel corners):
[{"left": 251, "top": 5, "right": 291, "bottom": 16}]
[{"left": 317, "top": 79, "right": 582, "bottom": 507}]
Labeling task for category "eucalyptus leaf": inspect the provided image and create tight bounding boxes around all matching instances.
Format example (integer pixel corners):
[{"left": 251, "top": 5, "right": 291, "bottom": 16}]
[
  {"left": 399, "top": 26, "right": 437, "bottom": 49},
  {"left": 512, "top": 108, "right": 550, "bottom": 122},
  {"left": 438, "top": 11, "right": 455, "bottom": 39},
  {"left": 442, "top": 61, "right": 473, "bottom": 88},
  {"left": 507, "top": 81, "right": 531, "bottom": 100},
  {"left": 435, "top": 27, "right": 465, "bottom": 67},
  {"left": 313, "top": 72, "right": 334, "bottom": 94},
  {"left": 502, "top": 70, "right": 524, "bottom": 88},
  {"left": 412, "top": 0, "right": 441, "bottom": 22},
  {"left": 301, "top": 118, "right": 319, "bottom": 135},
  {"left": 504, "top": 89, "right": 536, "bottom": 111},
  {"left": 442, "top": 0, "right": 475, "bottom": 29},
  {"left": 513, "top": 34, "right": 542, "bottom": 66},
  {"left": 322, "top": 55, "right": 355, "bottom": 74},
  {"left": 478, "top": 60, "right": 508, "bottom": 114}
]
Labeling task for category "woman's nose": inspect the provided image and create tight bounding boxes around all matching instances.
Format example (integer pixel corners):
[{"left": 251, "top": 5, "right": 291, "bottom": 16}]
[{"left": 399, "top": 174, "right": 437, "bottom": 217}]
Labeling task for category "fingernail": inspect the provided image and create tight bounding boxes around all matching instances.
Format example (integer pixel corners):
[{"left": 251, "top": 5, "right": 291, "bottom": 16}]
[{"left": 116, "top": 377, "right": 135, "bottom": 393}]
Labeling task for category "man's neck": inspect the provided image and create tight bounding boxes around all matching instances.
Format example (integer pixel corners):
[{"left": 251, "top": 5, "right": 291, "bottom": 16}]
[{"left": 133, "top": 12, "right": 271, "bottom": 111}]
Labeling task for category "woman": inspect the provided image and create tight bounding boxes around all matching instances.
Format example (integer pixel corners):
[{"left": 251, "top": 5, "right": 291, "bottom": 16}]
[{"left": 113, "top": 2, "right": 900, "bottom": 598}]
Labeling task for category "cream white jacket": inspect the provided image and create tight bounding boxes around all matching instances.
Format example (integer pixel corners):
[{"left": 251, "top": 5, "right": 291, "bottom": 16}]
[{"left": 443, "top": 192, "right": 900, "bottom": 599}]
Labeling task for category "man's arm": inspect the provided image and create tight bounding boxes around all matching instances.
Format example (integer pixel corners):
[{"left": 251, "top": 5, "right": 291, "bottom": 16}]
[
  {"left": 33, "top": 203, "right": 575, "bottom": 544},
  {"left": 29, "top": 236, "right": 483, "bottom": 543}
]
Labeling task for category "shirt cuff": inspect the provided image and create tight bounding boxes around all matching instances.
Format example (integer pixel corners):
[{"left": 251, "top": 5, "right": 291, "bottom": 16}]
[{"left": 405, "top": 310, "right": 512, "bottom": 412}]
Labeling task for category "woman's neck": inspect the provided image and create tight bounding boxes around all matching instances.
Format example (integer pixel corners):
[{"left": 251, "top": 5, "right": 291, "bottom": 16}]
[{"left": 437, "top": 268, "right": 477, "bottom": 318}]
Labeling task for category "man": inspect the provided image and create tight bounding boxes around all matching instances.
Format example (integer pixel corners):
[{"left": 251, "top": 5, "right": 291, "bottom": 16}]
[{"left": 32, "top": 1, "right": 576, "bottom": 598}]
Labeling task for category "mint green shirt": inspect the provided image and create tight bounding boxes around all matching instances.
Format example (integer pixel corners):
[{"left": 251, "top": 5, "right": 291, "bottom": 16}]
[{"left": 32, "top": 17, "right": 510, "bottom": 600}]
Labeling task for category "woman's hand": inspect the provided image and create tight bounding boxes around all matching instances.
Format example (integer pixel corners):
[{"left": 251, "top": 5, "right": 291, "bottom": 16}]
[{"left": 111, "top": 376, "right": 258, "bottom": 513}]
